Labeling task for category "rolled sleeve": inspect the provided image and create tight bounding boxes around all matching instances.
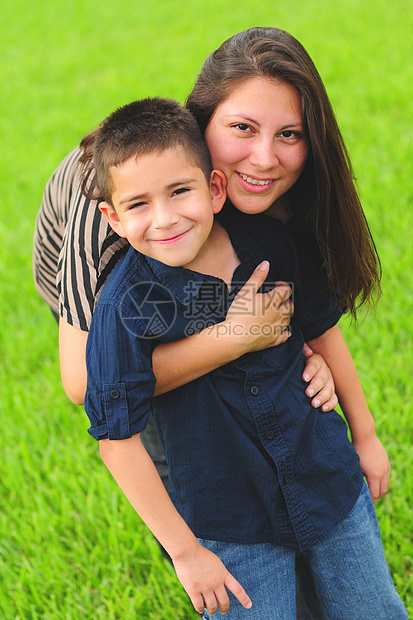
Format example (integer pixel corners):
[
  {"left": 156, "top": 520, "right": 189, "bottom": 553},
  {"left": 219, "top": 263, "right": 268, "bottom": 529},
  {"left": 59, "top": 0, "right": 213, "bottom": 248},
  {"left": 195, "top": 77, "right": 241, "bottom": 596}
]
[
  {"left": 85, "top": 302, "right": 157, "bottom": 441},
  {"left": 86, "top": 381, "right": 154, "bottom": 440}
]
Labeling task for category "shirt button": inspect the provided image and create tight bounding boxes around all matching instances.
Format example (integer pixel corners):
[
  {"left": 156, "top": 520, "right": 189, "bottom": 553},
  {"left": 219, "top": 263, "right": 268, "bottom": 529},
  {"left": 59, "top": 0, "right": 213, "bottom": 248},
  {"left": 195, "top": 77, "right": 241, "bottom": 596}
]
[
  {"left": 250, "top": 386, "right": 259, "bottom": 396},
  {"left": 283, "top": 474, "right": 291, "bottom": 485},
  {"left": 110, "top": 389, "right": 120, "bottom": 400},
  {"left": 266, "top": 430, "right": 275, "bottom": 440}
]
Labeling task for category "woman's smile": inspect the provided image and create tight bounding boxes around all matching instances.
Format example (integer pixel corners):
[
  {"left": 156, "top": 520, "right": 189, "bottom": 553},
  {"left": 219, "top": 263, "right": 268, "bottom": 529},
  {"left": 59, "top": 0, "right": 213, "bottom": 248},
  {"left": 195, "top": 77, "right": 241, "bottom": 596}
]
[
  {"left": 236, "top": 172, "right": 277, "bottom": 193},
  {"left": 205, "top": 77, "right": 308, "bottom": 214}
]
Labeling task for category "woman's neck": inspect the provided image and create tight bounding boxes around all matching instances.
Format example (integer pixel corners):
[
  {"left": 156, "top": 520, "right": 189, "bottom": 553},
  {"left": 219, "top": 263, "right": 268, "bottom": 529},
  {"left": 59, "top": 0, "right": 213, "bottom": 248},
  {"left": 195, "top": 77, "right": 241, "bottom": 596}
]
[{"left": 264, "top": 195, "right": 290, "bottom": 223}]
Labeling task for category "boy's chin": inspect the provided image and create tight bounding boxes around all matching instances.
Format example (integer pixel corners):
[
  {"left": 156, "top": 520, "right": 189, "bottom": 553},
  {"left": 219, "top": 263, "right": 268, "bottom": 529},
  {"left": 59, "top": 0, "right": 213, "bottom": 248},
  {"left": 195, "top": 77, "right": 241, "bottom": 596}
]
[
  {"left": 149, "top": 253, "right": 196, "bottom": 268},
  {"left": 146, "top": 245, "right": 202, "bottom": 269}
]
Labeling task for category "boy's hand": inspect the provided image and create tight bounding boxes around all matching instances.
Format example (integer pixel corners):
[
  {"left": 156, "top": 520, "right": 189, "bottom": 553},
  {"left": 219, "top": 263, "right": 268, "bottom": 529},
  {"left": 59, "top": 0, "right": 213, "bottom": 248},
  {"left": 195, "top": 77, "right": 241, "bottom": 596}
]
[
  {"left": 352, "top": 434, "right": 391, "bottom": 503},
  {"left": 173, "top": 542, "right": 252, "bottom": 615},
  {"left": 302, "top": 344, "right": 338, "bottom": 412},
  {"left": 226, "top": 260, "right": 293, "bottom": 352}
]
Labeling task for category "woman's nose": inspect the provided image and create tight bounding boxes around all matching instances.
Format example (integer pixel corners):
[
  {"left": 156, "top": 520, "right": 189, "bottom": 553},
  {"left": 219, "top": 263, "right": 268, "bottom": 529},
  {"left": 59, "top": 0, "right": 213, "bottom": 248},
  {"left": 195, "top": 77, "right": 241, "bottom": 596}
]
[{"left": 249, "top": 137, "right": 279, "bottom": 171}]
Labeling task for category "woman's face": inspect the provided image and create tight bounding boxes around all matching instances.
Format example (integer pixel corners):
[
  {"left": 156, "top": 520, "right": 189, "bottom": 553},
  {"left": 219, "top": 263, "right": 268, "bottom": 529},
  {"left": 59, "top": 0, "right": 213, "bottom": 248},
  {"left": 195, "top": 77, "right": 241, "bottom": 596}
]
[{"left": 204, "top": 77, "right": 309, "bottom": 216}]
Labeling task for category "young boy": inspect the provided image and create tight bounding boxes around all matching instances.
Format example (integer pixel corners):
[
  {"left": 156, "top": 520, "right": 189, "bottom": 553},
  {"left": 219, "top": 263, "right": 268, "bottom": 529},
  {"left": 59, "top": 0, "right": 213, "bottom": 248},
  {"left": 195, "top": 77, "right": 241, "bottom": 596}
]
[{"left": 84, "top": 98, "right": 406, "bottom": 618}]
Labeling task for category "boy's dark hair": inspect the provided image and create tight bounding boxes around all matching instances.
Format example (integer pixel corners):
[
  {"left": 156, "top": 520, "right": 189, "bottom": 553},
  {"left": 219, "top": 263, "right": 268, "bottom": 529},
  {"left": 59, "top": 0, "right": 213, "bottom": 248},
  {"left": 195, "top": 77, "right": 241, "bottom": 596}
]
[{"left": 81, "top": 98, "right": 212, "bottom": 205}]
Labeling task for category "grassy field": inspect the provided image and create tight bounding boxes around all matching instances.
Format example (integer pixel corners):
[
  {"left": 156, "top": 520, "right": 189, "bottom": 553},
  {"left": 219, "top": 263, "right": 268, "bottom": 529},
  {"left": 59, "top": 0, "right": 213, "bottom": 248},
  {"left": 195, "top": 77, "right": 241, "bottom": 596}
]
[{"left": 0, "top": 0, "right": 412, "bottom": 617}]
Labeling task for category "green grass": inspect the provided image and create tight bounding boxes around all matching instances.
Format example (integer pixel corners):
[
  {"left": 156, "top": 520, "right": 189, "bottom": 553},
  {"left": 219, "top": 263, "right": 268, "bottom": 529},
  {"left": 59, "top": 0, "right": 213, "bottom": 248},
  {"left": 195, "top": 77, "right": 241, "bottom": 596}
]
[{"left": 1, "top": 0, "right": 412, "bottom": 617}]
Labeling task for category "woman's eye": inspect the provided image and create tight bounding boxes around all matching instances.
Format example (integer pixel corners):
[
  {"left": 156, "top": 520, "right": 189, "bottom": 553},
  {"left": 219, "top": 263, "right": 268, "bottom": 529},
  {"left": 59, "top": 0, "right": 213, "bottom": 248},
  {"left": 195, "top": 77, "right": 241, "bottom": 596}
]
[
  {"left": 233, "top": 123, "right": 252, "bottom": 132},
  {"left": 280, "top": 130, "right": 299, "bottom": 139}
]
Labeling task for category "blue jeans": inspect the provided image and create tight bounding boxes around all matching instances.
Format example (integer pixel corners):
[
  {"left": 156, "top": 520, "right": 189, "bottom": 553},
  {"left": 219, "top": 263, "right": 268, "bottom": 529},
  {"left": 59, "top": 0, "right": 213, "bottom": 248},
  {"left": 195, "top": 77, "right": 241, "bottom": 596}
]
[{"left": 199, "top": 481, "right": 407, "bottom": 619}]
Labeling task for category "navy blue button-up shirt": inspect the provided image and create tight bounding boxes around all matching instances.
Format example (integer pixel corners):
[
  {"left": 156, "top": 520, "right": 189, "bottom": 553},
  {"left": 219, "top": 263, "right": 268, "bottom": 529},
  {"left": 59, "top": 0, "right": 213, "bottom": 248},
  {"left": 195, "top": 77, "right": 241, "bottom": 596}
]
[{"left": 85, "top": 206, "right": 363, "bottom": 551}]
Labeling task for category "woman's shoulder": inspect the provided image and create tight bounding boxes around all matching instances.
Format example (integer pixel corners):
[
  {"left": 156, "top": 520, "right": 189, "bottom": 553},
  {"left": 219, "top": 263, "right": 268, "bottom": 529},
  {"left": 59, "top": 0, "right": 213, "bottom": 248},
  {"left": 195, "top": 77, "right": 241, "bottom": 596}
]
[{"left": 48, "top": 147, "right": 83, "bottom": 198}]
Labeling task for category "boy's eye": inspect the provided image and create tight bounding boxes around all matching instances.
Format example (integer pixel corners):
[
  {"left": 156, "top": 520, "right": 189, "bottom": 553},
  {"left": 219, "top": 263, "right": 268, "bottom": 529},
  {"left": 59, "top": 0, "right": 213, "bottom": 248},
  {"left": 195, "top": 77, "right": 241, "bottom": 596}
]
[{"left": 173, "top": 187, "right": 190, "bottom": 196}]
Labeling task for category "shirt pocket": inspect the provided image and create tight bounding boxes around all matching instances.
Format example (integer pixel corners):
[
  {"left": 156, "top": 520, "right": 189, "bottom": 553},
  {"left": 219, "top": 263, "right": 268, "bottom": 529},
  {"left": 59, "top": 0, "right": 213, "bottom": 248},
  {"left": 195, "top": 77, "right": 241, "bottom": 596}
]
[{"left": 258, "top": 329, "right": 304, "bottom": 371}]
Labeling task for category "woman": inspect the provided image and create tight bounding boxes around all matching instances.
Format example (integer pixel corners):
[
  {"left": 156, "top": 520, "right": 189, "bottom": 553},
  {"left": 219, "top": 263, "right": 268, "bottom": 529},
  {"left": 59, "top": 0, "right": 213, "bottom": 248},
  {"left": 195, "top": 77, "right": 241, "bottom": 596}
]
[
  {"left": 34, "top": 29, "right": 342, "bottom": 412},
  {"left": 33, "top": 27, "right": 386, "bottom": 618}
]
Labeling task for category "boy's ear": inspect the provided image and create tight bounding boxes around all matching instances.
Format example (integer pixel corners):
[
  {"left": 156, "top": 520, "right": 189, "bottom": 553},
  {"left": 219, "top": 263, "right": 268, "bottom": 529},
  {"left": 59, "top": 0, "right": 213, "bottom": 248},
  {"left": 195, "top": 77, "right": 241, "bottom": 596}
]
[
  {"left": 99, "top": 202, "right": 127, "bottom": 238},
  {"left": 210, "top": 169, "right": 227, "bottom": 214}
]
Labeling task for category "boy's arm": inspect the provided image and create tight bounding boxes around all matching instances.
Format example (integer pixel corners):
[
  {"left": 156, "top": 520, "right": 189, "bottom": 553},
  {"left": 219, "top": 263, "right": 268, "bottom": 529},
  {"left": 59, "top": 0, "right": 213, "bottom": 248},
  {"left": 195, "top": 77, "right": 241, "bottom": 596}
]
[
  {"left": 99, "top": 434, "right": 252, "bottom": 616},
  {"left": 307, "top": 324, "right": 390, "bottom": 503}
]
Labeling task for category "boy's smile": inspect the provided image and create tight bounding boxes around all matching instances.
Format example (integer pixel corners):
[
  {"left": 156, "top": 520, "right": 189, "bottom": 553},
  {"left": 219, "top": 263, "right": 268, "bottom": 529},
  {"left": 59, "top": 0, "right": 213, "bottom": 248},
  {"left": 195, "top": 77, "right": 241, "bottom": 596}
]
[{"left": 99, "top": 146, "right": 226, "bottom": 269}]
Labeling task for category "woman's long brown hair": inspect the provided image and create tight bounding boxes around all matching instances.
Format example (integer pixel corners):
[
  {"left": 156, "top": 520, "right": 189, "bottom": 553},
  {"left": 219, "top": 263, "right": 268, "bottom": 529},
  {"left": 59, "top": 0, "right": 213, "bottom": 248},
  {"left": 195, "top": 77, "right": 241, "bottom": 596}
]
[{"left": 186, "top": 27, "right": 381, "bottom": 318}]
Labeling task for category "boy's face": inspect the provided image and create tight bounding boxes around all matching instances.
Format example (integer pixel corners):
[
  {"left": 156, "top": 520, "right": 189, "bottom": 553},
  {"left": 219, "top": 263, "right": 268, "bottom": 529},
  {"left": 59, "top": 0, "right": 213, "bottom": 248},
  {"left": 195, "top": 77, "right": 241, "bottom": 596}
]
[{"left": 100, "top": 146, "right": 226, "bottom": 268}]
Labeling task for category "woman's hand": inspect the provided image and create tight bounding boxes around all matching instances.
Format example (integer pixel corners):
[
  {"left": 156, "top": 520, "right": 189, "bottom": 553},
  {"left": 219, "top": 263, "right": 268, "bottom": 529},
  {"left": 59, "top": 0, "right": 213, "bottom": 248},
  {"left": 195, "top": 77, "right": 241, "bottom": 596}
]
[
  {"left": 152, "top": 261, "right": 292, "bottom": 395},
  {"left": 302, "top": 344, "right": 338, "bottom": 412},
  {"left": 225, "top": 260, "right": 293, "bottom": 353}
]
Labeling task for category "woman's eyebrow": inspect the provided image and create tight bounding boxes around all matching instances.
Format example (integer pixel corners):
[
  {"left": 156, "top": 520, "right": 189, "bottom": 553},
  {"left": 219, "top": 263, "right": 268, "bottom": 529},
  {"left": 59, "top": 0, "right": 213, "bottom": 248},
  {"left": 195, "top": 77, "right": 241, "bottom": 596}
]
[
  {"left": 223, "top": 115, "right": 303, "bottom": 130},
  {"left": 223, "top": 114, "right": 258, "bottom": 125},
  {"left": 279, "top": 123, "right": 304, "bottom": 130}
]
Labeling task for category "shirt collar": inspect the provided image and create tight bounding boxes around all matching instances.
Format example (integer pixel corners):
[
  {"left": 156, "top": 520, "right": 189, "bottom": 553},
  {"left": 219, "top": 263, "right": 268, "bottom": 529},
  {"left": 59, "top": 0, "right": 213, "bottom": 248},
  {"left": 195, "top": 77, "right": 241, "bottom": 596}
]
[{"left": 145, "top": 256, "right": 206, "bottom": 306}]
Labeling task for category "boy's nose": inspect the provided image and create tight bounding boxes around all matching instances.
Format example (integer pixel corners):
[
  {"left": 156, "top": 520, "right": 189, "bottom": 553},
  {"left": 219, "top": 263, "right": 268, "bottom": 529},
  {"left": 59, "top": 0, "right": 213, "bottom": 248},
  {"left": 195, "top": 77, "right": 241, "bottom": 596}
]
[{"left": 152, "top": 201, "right": 179, "bottom": 229}]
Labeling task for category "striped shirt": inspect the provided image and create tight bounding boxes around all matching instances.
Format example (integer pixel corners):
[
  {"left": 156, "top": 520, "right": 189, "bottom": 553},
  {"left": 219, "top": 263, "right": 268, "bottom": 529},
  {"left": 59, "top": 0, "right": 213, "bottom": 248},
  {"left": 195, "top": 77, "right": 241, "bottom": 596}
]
[{"left": 33, "top": 148, "right": 129, "bottom": 330}]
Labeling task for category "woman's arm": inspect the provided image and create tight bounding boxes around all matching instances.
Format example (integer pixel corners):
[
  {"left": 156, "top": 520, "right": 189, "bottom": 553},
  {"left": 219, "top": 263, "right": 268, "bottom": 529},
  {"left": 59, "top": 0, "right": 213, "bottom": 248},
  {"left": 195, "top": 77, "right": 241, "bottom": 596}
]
[
  {"left": 153, "top": 263, "right": 294, "bottom": 393},
  {"left": 59, "top": 262, "right": 337, "bottom": 407},
  {"left": 52, "top": 151, "right": 336, "bottom": 408},
  {"left": 58, "top": 263, "right": 291, "bottom": 403},
  {"left": 59, "top": 317, "right": 88, "bottom": 405},
  {"left": 99, "top": 435, "right": 252, "bottom": 615},
  {"left": 307, "top": 324, "right": 390, "bottom": 502}
]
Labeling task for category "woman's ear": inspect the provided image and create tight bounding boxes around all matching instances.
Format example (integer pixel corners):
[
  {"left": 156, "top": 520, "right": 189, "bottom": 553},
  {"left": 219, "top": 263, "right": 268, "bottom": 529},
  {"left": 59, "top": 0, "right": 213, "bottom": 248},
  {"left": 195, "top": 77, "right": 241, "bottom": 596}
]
[
  {"left": 98, "top": 202, "right": 127, "bottom": 238},
  {"left": 210, "top": 169, "right": 227, "bottom": 214}
]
